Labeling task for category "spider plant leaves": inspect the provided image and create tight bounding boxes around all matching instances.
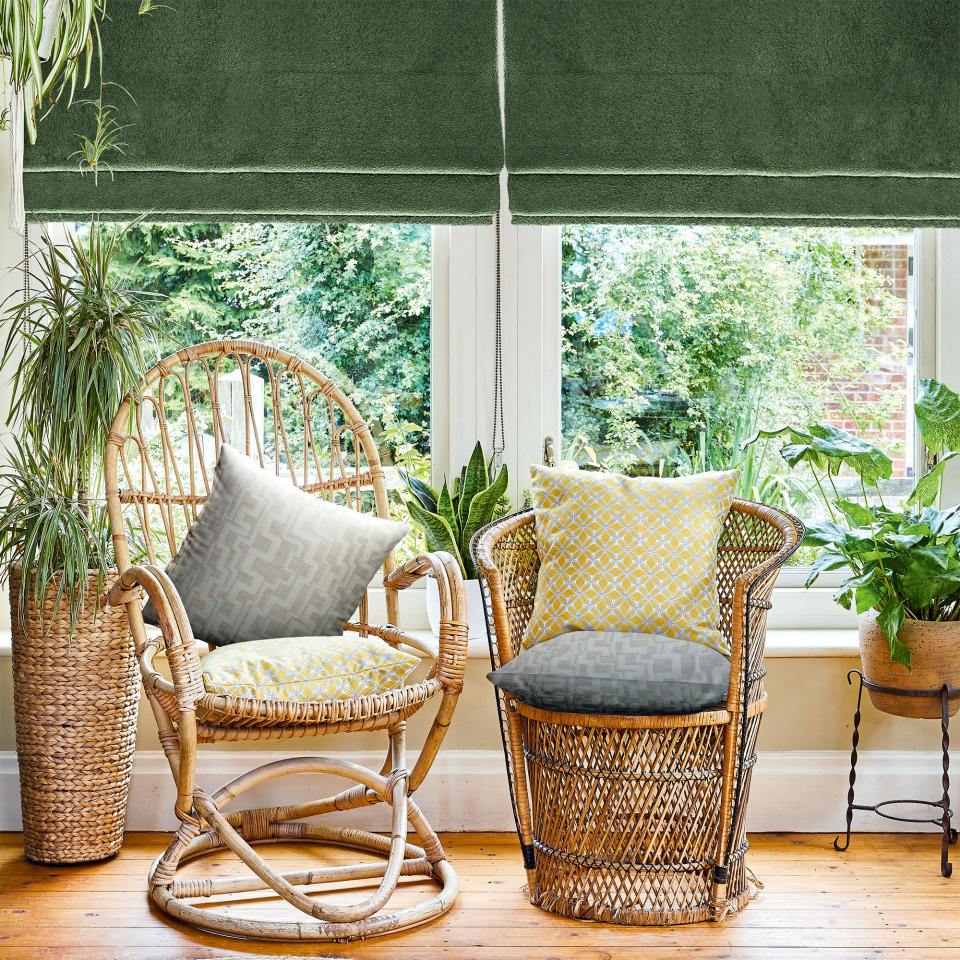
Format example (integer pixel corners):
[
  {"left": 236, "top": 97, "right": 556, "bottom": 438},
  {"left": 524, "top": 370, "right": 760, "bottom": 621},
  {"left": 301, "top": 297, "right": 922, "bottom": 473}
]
[
  {"left": 915, "top": 378, "right": 960, "bottom": 455},
  {"left": 2, "top": 0, "right": 107, "bottom": 145},
  {"left": 748, "top": 424, "right": 893, "bottom": 487}
]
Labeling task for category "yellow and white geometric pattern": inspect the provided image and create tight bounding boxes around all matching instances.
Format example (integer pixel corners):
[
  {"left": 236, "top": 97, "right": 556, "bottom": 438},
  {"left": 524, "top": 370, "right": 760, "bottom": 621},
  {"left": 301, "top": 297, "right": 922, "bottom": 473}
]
[
  {"left": 201, "top": 635, "right": 420, "bottom": 703},
  {"left": 523, "top": 466, "right": 738, "bottom": 654}
]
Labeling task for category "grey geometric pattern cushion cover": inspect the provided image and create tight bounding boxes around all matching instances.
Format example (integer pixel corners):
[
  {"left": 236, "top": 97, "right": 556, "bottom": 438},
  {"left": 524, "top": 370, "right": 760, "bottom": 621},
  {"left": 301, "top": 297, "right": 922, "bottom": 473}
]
[
  {"left": 143, "top": 443, "right": 408, "bottom": 646},
  {"left": 488, "top": 630, "right": 731, "bottom": 715}
]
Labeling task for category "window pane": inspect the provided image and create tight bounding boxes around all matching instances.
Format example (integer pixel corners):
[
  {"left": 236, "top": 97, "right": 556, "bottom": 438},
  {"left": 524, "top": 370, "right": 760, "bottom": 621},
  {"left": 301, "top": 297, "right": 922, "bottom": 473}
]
[
  {"left": 561, "top": 226, "right": 916, "bottom": 560},
  {"left": 94, "top": 221, "right": 432, "bottom": 548}
]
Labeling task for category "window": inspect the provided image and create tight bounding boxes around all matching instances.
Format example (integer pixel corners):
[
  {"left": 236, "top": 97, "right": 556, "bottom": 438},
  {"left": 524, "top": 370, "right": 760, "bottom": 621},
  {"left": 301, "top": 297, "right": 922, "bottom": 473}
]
[
  {"left": 91, "top": 220, "right": 433, "bottom": 548},
  {"left": 560, "top": 225, "right": 918, "bottom": 565}
]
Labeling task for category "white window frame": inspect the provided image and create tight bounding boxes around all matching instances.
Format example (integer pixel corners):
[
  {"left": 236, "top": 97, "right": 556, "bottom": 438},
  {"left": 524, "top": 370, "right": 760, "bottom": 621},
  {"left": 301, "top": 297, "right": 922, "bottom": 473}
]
[{"left": 432, "top": 223, "right": 959, "bottom": 631}]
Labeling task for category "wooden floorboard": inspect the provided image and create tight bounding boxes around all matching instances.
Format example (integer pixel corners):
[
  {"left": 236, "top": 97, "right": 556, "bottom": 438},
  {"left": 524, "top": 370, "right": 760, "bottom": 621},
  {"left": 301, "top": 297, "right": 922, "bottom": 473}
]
[{"left": 0, "top": 832, "right": 958, "bottom": 959}]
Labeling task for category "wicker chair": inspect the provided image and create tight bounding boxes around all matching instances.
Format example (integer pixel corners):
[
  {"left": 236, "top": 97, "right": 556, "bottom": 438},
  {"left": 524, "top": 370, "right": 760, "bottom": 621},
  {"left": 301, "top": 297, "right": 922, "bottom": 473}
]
[
  {"left": 104, "top": 340, "right": 468, "bottom": 941},
  {"left": 472, "top": 501, "right": 803, "bottom": 925}
]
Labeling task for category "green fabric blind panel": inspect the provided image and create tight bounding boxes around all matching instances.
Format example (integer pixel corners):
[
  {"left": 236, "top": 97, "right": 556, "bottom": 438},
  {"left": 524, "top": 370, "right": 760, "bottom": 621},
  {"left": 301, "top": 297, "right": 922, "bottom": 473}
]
[
  {"left": 24, "top": 0, "right": 501, "bottom": 223},
  {"left": 504, "top": 0, "right": 960, "bottom": 225}
]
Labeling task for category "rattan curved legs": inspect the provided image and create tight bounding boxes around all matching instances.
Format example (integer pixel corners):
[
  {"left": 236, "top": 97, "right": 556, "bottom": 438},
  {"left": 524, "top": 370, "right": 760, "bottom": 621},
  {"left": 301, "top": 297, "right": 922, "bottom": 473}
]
[{"left": 148, "top": 727, "right": 457, "bottom": 941}]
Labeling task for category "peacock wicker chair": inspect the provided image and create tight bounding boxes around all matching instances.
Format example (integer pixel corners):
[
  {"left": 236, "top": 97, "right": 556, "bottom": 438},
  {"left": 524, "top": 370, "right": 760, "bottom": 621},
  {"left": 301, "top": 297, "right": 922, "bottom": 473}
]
[
  {"left": 472, "top": 500, "right": 803, "bottom": 925},
  {"left": 104, "top": 340, "right": 468, "bottom": 941}
]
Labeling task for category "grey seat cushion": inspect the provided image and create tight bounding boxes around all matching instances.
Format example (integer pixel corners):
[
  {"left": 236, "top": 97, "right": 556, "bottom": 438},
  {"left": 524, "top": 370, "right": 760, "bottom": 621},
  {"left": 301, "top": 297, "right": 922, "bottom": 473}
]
[
  {"left": 487, "top": 630, "right": 731, "bottom": 715},
  {"left": 143, "top": 443, "right": 407, "bottom": 646}
]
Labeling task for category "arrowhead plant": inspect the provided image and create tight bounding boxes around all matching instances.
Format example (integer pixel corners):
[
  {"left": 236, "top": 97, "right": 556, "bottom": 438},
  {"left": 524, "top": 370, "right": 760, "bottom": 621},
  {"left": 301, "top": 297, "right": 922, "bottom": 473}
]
[
  {"left": 745, "top": 379, "right": 960, "bottom": 671},
  {"left": 400, "top": 442, "right": 509, "bottom": 580}
]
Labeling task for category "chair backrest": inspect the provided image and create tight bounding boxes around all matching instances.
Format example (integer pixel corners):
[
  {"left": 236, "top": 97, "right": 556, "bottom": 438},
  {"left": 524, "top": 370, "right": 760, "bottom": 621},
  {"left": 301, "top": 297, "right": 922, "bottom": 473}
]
[
  {"left": 105, "top": 339, "right": 397, "bottom": 628},
  {"left": 475, "top": 499, "right": 803, "bottom": 668}
]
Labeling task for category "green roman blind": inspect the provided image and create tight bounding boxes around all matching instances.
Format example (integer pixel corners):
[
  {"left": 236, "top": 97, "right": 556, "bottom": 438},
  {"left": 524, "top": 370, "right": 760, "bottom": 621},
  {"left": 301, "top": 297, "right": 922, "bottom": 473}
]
[
  {"left": 24, "top": 0, "right": 500, "bottom": 223},
  {"left": 505, "top": 0, "right": 960, "bottom": 225}
]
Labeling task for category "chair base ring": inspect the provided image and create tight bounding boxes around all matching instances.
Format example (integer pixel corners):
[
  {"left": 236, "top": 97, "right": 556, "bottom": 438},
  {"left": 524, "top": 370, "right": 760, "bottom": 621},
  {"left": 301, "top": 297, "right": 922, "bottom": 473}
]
[
  {"left": 528, "top": 884, "right": 753, "bottom": 926},
  {"left": 148, "top": 818, "right": 458, "bottom": 941}
]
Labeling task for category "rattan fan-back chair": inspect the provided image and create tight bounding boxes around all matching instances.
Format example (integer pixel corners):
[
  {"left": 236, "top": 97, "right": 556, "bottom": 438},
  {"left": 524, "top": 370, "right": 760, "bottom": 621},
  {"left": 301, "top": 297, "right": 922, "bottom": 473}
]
[
  {"left": 473, "top": 500, "right": 803, "bottom": 925},
  {"left": 104, "top": 340, "right": 468, "bottom": 941}
]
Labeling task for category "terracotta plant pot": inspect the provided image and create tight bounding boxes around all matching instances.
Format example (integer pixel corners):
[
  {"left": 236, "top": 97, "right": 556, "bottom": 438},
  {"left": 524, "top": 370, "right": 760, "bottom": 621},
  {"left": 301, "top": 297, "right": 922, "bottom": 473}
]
[{"left": 859, "top": 611, "right": 960, "bottom": 719}]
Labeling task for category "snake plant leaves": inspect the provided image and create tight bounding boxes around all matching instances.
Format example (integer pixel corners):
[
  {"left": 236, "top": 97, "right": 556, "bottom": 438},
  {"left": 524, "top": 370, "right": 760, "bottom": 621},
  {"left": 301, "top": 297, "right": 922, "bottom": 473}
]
[
  {"left": 436, "top": 481, "right": 458, "bottom": 542},
  {"left": 403, "top": 442, "right": 510, "bottom": 580},
  {"left": 457, "top": 442, "right": 490, "bottom": 530},
  {"left": 460, "top": 463, "right": 509, "bottom": 572},
  {"left": 915, "top": 378, "right": 960, "bottom": 455},
  {"left": 404, "top": 498, "right": 463, "bottom": 573},
  {"left": 398, "top": 468, "right": 438, "bottom": 513}
]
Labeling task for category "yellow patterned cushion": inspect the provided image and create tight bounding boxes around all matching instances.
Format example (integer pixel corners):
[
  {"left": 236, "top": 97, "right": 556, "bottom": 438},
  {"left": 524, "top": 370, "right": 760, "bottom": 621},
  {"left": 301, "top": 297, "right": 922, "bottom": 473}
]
[
  {"left": 524, "top": 466, "right": 737, "bottom": 654},
  {"left": 201, "top": 635, "right": 420, "bottom": 703}
]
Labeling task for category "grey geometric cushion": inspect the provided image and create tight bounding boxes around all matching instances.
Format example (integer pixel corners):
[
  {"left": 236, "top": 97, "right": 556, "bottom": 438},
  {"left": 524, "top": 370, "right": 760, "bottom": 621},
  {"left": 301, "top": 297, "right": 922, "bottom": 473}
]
[
  {"left": 143, "top": 443, "right": 407, "bottom": 647},
  {"left": 487, "top": 630, "right": 731, "bottom": 715}
]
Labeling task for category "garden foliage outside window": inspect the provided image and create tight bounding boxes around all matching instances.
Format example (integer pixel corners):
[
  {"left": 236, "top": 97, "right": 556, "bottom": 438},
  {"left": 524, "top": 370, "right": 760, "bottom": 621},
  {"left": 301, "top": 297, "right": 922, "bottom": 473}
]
[
  {"left": 561, "top": 226, "right": 917, "bottom": 562},
  {"left": 92, "top": 221, "right": 432, "bottom": 550}
]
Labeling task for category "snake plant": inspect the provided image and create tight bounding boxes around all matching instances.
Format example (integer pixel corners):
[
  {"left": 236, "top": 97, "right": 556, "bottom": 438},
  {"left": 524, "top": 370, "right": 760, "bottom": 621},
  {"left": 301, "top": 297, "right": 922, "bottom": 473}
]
[{"left": 401, "top": 442, "right": 509, "bottom": 580}]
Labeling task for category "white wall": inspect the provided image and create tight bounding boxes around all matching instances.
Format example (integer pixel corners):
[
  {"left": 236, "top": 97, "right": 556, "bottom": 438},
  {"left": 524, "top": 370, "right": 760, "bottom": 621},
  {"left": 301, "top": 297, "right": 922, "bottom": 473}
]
[{"left": 0, "top": 76, "right": 21, "bottom": 631}]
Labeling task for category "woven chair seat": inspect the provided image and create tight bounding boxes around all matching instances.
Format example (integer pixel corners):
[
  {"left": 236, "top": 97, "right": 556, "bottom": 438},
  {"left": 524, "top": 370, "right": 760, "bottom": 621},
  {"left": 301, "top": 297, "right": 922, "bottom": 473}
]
[{"left": 150, "top": 675, "right": 443, "bottom": 733}]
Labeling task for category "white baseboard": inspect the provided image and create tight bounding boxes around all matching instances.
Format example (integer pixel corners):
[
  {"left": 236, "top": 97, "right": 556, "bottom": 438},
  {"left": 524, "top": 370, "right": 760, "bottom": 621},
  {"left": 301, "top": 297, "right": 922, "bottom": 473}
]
[{"left": 0, "top": 748, "right": 950, "bottom": 834}]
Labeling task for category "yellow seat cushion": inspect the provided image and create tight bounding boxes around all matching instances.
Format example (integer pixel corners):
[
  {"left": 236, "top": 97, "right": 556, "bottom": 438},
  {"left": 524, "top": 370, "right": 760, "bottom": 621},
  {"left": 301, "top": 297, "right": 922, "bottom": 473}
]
[
  {"left": 524, "top": 466, "right": 737, "bottom": 654},
  {"left": 201, "top": 635, "right": 420, "bottom": 703}
]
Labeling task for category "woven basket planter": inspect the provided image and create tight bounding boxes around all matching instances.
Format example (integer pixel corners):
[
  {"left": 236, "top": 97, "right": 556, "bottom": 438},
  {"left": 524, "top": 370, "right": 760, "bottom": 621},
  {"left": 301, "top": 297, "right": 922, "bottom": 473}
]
[{"left": 10, "top": 567, "right": 139, "bottom": 863}]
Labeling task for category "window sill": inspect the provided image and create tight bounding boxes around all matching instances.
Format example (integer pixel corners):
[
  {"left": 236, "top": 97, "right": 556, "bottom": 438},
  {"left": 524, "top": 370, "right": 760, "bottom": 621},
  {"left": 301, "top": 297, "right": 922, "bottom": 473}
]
[{"left": 0, "top": 626, "right": 861, "bottom": 660}]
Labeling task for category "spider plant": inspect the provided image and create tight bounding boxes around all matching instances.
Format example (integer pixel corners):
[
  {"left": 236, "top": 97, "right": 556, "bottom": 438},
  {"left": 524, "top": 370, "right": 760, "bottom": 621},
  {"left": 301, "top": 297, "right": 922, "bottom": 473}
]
[
  {"left": 0, "top": 218, "right": 166, "bottom": 632},
  {"left": 2, "top": 1, "right": 106, "bottom": 145},
  {"left": 69, "top": 81, "right": 131, "bottom": 184}
]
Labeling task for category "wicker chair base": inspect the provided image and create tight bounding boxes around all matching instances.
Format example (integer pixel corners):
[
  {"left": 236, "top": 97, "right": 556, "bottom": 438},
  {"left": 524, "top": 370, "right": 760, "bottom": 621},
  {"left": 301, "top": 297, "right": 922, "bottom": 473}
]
[
  {"left": 517, "top": 706, "right": 760, "bottom": 926},
  {"left": 529, "top": 884, "right": 752, "bottom": 926},
  {"left": 145, "top": 747, "right": 458, "bottom": 942}
]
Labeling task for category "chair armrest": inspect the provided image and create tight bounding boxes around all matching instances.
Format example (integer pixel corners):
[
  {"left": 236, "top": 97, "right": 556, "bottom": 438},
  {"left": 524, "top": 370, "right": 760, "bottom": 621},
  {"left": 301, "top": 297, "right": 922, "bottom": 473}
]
[
  {"left": 725, "top": 501, "right": 805, "bottom": 705},
  {"left": 383, "top": 551, "right": 468, "bottom": 692},
  {"left": 472, "top": 510, "right": 539, "bottom": 668},
  {"left": 108, "top": 565, "right": 206, "bottom": 710}
]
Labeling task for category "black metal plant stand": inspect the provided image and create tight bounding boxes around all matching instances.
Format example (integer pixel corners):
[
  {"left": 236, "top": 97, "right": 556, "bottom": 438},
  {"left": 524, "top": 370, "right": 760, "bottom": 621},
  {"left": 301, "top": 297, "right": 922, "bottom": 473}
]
[{"left": 834, "top": 669, "right": 959, "bottom": 877}]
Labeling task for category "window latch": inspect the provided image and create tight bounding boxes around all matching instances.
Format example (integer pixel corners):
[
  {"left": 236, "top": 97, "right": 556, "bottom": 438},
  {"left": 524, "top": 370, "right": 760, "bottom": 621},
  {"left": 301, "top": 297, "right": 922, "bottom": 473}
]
[{"left": 543, "top": 436, "right": 556, "bottom": 467}]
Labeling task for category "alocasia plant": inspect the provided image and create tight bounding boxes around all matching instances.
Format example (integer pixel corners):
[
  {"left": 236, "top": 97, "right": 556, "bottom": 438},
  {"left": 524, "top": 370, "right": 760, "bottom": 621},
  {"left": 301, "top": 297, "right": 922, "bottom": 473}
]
[{"left": 747, "top": 379, "right": 960, "bottom": 670}]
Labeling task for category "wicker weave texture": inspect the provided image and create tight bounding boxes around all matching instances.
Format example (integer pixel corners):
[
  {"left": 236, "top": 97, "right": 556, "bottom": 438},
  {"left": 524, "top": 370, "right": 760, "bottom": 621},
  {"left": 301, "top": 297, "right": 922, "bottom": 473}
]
[
  {"left": 103, "top": 340, "right": 469, "bottom": 941},
  {"left": 473, "top": 499, "right": 803, "bottom": 925},
  {"left": 521, "top": 714, "right": 725, "bottom": 924},
  {"left": 9, "top": 567, "right": 139, "bottom": 864}
]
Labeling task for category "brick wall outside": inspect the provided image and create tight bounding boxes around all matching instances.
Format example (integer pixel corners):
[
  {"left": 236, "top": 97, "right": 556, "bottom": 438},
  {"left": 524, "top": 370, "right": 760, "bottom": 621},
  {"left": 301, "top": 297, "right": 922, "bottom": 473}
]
[{"left": 821, "top": 242, "right": 912, "bottom": 478}]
